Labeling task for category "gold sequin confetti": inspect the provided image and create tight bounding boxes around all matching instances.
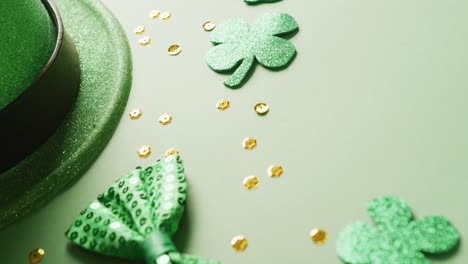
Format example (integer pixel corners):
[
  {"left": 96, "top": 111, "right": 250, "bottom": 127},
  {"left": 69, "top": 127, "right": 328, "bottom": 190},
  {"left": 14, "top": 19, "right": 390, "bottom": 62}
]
[
  {"left": 159, "top": 114, "right": 173, "bottom": 125},
  {"left": 139, "top": 36, "right": 151, "bottom": 46},
  {"left": 160, "top": 11, "right": 171, "bottom": 20},
  {"left": 29, "top": 248, "right": 45, "bottom": 264},
  {"left": 243, "top": 176, "right": 259, "bottom": 190},
  {"left": 164, "top": 148, "right": 179, "bottom": 157},
  {"left": 149, "top": 10, "right": 160, "bottom": 19},
  {"left": 203, "top": 21, "right": 216, "bottom": 31},
  {"left": 134, "top": 26, "right": 146, "bottom": 35},
  {"left": 231, "top": 235, "right": 248, "bottom": 252},
  {"left": 268, "top": 165, "right": 283, "bottom": 178},
  {"left": 216, "top": 99, "right": 230, "bottom": 110},
  {"left": 242, "top": 137, "right": 257, "bottom": 150},
  {"left": 168, "top": 45, "right": 182, "bottom": 56},
  {"left": 138, "top": 146, "right": 152, "bottom": 158},
  {"left": 254, "top": 103, "right": 269, "bottom": 115},
  {"left": 309, "top": 228, "right": 328, "bottom": 245},
  {"left": 129, "top": 108, "right": 142, "bottom": 120}
]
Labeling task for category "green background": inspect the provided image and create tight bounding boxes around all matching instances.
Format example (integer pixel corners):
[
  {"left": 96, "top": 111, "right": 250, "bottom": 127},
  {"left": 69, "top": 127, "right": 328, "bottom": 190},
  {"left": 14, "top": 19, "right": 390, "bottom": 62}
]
[{"left": 1, "top": 0, "right": 467, "bottom": 263}]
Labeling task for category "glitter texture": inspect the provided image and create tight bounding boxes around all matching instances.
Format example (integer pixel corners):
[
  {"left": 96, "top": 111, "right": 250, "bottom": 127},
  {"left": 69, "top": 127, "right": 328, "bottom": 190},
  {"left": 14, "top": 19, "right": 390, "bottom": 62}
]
[
  {"left": 206, "top": 12, "right": 298, "bottom": 88},
  {"left": 336, "top": 196, "right": 460, "bottom": 264},
  {"left": 0, "top": 0, "right": 57, "bottom": 110},
  {"left": 0, "top": 0, "right": 132, "bottom": 229},
  {"left": 65, "top": 156, "right": 220, "bottom": 263}
]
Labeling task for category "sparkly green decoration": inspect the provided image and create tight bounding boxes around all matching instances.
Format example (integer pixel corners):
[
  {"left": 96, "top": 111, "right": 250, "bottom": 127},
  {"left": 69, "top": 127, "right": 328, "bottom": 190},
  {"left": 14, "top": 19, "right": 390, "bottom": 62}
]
[
  {"left": 336, "top": 196, "right": 460, "bottom": 264},
  {"left": 65, "top": 155, "right": 220, "bottom": 264},
  {"left": 245, "top": 0, "right": 281, "bottom": 4},
  {"left": 206, "top": 12, "right": 298, "bottom": 88}
]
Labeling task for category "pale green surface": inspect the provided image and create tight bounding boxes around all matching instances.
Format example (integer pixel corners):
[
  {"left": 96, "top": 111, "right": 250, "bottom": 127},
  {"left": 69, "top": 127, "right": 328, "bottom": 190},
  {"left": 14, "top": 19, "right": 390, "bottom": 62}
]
[{"left": 1, "top": 0, "right": 468, "bottom": 263}]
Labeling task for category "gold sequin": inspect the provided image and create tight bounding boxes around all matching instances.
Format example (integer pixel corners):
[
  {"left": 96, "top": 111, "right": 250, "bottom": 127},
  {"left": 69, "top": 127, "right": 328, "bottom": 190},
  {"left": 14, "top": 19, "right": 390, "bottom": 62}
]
[
  {"left": 134, "top": 26, "right": 146, "bottom": 35},
  {"left": 168, "top": 45, "right": 182, "bottom": 56},
  {"left": 29, "top": 248, "right": 45, "bottom": 264},
  {"left": 243, "top": 176, "right": 259, "bottom": 190},
  {"left": 309, "top": 228, "right": 327, "bottom": 245},
  {"left": 268, "top": 165, "right": 283, "bottom": 178},
  {"left": 160, "top": 11, "right": 171, "bottom": 20},
  {"left": 165, "top": 148, "right": 179, "bottom": 157},
  {"left": 129, "top": 108, "right": 142, "bottom": 120},
  {"left": 203, "top": 21, "right": 216, "bottom": 31},
  {"left": 254, "top": 103, "right": 269, "bottom": 115},
  {"left": 231, "top": 235, "right": 248, "bottom": 252},
  {"left": 149, "top": 10, "right": 161, "bottom": 19},
  {"left": 216, "top": 99, "right": 230, "bottom": 110},
  {"left": 159, "top": 114, "right": 173, "bottom": 125},
  {"left": 139, "top": 36, "right": 151, "bottom": 46},
  {"left": 138, "top": 146, "right": 152, "bottom": 158},
  {"left": 242, "top": 137, "right": 257, "bottom": 150}
]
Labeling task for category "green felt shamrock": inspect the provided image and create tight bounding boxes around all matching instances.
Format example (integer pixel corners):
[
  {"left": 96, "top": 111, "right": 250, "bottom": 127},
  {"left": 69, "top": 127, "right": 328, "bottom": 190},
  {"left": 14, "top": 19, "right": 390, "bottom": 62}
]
[
  {"left": 206, "top": 12, "right": 298, "bottom": 88},
  {"left": 245, "top": 0, "right": 282, "bottom": 5},
  {"left": 65, "top": 155, "right": 220, "bottom": 264},
  {"left": 336, "top": 196, "right": 460, "bottom": 264}
]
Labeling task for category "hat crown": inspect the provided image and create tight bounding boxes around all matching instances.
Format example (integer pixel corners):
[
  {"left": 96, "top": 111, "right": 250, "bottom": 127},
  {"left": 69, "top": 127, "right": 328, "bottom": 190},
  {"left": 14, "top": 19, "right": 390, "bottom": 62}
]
[{"left": 0, "top": 0, "right": 57, "bottom": 110}]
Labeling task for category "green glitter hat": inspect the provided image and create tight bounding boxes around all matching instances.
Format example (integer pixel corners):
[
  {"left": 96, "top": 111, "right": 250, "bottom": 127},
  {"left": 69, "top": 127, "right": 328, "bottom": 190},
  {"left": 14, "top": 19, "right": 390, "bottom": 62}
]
[{"left": 0, "top": 0, "right": 132, "bottom": 229}]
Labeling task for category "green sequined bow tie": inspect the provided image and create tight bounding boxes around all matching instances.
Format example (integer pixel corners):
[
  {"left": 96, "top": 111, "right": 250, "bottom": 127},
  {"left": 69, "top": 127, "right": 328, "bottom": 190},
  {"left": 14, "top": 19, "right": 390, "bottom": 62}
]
[{"left": 65, "top": 155, "right": 220, "bottom": 264}]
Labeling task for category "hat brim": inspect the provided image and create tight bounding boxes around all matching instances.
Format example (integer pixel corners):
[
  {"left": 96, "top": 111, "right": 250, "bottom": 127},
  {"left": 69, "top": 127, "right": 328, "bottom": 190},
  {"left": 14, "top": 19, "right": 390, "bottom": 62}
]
[{"left": 0, "top": 0, "right": 132, "bottom": 228}]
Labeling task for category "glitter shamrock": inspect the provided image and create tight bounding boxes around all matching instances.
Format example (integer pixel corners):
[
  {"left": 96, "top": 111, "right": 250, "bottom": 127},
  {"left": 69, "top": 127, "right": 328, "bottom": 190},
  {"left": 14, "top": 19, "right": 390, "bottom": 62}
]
[
  {"left": 336, "top": 196, "right": 460, "bottom": 264},
  {"left": 244, "top": 0, "right": 282, "bottom": 4},
  {"left": 206, "top": 12, "right": 298, "bottom": 88}
]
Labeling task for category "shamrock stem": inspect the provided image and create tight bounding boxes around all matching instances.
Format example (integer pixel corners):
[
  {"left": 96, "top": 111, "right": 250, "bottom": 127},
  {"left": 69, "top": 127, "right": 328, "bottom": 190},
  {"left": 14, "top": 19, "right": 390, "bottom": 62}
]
[{"left": 224, "top": 55, "right": 255, "bottom": 88}]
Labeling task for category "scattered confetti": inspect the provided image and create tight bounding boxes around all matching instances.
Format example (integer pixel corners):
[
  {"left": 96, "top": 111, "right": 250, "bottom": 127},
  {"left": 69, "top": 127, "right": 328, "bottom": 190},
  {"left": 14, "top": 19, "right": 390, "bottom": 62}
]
[
  {"left": 160, "top": 11, "right": 171, "bottom": 21},
  {"left": 216, "top": 99, "right": 230, "bottom": 110},
  {"left": 231, "top": 235, "right": 248, "bottom": 252},
  {"left": 149, "top": 10, "right": 160, "bottom": 19},
  {"left": 168, "top": 45, "right": 182, "bottom": 56},
  {"left": 268, "top": 165, "right": 283, "bottom": 178},
  {"left": 336, "top": 196, "right": 460, "bottom": 264},
  {"left": 159, "top": 114, "right": 173, "bottom": 125},
  {"left": 134, "top": 26, "right": 146, "bottom": 35},
  {"left": 203, "top": 21, "right": 216, "bottom": 31},
  {"left": 206, "top": 12, "right": 299, "bottom": 88},
  {"left": 242, "top": 137, "right": 257, "bottom": 150},
  {"left": 243, "top": 176, "right": 259, "bottom": 190},
  {"left": 137, "top": 146, "right": 152, "bottom": 158},
  {"left": 165, "top": 148, "right": 180, "bottom": 157},
  {"left": 138, "top": 36, "right": 151, "bottom": 46},
  {"left": 29, "top": 248, "right": 45, "bottom": 264},
  {"left": 254, "top": 103, "right": 269, "bottom": 115},
  {"left": 310, "top": 228, "right": 327, "bottom": 245},
  {"left": 129, "top": 108, "right": 142, "bottom": 120}
]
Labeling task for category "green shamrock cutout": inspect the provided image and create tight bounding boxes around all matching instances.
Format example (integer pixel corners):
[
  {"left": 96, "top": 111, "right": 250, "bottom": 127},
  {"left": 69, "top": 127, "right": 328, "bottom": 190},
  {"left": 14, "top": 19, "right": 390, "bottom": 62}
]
[
  {"left": 245, "top": 0, "right": 282, "bottom": 5},
  {"left": 336, "top": 196, "right": 460, "bottom": 264},
  {"left": 206, "top": 12, "right": 298, "bottom": 88}
]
